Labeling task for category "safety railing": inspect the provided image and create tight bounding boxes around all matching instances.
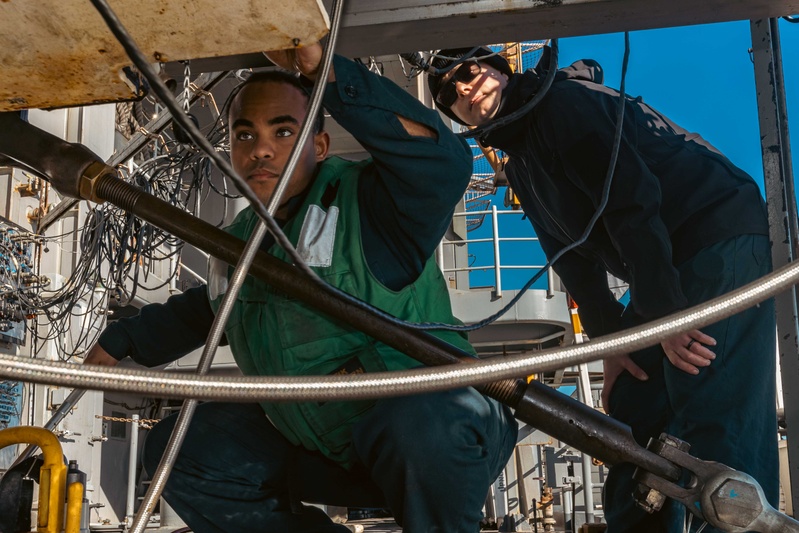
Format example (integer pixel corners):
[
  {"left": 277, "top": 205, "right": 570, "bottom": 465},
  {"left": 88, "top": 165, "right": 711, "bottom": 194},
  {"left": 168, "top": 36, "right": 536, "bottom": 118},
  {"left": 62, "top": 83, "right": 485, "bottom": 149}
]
[{"left": 438, "top": 204, "right": 556, "bottom": 298}]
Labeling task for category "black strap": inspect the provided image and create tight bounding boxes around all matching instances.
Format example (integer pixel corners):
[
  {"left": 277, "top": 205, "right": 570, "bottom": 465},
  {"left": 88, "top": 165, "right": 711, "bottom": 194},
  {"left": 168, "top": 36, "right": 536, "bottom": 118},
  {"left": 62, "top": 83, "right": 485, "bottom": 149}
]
[{"left": 0, "top": 456, "right": 42, "bottom": 533}]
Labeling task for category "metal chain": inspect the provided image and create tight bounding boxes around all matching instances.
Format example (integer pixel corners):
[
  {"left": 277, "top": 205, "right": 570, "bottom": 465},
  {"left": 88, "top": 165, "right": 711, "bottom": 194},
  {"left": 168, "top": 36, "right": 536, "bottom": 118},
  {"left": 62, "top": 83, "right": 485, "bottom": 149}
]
[
  {"left": 96, "top": 414, "right": 160, "bottom": 429},
  {"left": 181, "top": 60, "right": 191, "bottom": 115}
]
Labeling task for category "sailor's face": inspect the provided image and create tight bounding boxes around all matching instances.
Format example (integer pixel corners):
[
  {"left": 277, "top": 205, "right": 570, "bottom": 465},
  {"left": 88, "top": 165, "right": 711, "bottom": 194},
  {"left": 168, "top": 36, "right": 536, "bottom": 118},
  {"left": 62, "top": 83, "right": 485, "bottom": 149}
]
[
  {"left": 228, "top": 81, "right": 328, "bottom": 217},
  {"left": 442, "top": 62, "right": 508, "bottom": 126}
]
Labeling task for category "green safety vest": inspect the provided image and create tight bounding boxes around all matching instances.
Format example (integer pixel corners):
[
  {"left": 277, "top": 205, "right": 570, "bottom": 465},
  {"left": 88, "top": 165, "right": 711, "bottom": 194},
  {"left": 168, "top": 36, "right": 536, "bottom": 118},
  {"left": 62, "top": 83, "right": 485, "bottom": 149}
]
[{"left": 209, "top": 157, "right": 475, "bottom": 467}]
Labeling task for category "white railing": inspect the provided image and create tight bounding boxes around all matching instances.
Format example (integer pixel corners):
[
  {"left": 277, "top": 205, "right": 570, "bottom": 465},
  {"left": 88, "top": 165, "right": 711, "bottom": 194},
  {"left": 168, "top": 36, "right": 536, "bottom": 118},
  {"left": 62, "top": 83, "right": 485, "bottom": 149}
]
[{"left": 438, "top": 204, "right": 556, "bottom": 298}]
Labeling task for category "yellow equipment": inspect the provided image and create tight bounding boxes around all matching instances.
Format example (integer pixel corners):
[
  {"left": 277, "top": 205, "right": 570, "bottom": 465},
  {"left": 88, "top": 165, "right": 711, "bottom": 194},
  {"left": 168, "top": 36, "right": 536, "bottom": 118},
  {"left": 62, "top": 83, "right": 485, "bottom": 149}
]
[{"left": 0, "top": 426, "right": 83, "bottom": 533}]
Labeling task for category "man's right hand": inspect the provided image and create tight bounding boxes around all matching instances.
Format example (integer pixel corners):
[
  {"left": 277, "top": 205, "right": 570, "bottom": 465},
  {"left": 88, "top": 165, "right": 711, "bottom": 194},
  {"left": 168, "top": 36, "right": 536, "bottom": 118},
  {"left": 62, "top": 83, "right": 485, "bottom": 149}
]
[
  {"left": 83, "top": 344, "right": 119, "bottom": 367},
  {"left": 601, "top": 353, "right": 648, "bottom": 413},
  {"left": 264, "top": 42, "right": 334, "bottom": 83}
]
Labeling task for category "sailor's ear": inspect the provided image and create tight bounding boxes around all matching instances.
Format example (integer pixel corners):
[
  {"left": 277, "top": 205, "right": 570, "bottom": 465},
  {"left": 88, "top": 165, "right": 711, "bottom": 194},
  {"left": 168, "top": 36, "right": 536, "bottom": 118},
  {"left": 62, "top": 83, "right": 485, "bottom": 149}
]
[{"left": 314, "top": 131, "right": 330, "bottom": 161}]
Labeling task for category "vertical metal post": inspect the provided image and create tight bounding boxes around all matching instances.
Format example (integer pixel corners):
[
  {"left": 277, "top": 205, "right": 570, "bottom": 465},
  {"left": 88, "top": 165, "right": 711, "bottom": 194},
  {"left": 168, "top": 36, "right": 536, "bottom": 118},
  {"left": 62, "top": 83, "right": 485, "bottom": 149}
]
[
  {"left": 515, "top": 446, "right": 530, "bottom": 517},
  {"left": 126, "top": 414, "right": 140, "bottom": 526},
  {"left": 576, "top": 364, "right": 596, "bottom": 525},
  {"left": 750, "top": 17, "right": 799, "bottom": 514},
  {"left": 547, "top": 267, "right": 556, "bottom": 299},
  {"left": 492, "top": 205, "right": 502, "bottom": 297},
  {"left": 563, "top": 485, "right": 572, "bottom": 531},
  {"left": 168, "top": 242, "right": 178, "bottom": 293}
]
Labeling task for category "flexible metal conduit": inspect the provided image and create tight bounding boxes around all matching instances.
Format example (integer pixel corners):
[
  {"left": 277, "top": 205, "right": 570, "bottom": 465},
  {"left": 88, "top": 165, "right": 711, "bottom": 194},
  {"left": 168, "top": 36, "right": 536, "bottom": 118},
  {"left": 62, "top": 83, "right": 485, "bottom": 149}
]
[{"left": 0, "top": 256, "right": 796, "bottom": 401}]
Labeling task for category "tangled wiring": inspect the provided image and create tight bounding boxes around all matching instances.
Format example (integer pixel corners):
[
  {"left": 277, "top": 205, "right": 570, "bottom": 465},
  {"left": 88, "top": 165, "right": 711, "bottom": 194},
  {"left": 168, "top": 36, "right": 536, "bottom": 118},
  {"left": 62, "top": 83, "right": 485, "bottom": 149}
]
[{"left": 22, "top": 79, "right": 246, "bottom": 361}]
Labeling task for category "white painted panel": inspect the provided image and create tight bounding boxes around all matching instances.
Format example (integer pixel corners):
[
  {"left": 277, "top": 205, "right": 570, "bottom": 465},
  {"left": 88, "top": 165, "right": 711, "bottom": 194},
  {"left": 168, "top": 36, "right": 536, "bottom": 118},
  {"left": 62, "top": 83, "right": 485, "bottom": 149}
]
[{"left": 82, "top": 104, "right": 116, "bottom": 161}]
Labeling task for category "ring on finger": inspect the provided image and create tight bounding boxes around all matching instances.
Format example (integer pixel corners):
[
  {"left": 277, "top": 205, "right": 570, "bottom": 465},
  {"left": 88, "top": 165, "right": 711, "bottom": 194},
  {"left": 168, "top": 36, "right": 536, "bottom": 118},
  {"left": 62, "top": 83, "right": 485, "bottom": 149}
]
[{"left": 685, "top": 339, "right": 696, "bottom": 350}]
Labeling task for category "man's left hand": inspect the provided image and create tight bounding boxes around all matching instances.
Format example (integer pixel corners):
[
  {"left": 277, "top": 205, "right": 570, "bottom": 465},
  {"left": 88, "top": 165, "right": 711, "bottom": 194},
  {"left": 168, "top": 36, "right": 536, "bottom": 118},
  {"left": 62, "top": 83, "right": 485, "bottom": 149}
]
[
  {"left": 601, "top": 353, "right": 648, "bottom": 413},
  {"left": 660, "top": 329, "right": 716, "bottom": 375}
]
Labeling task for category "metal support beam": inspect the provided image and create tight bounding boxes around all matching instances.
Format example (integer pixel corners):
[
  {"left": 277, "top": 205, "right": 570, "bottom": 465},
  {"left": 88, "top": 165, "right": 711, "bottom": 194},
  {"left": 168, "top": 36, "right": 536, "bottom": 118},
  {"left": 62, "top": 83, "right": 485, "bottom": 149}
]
[
  {"left": 576, "top": 364, "right": 596, "bottom": 525},
  {"left": 169, "top": 0, "right": 799, "bottom": 73},
  {"left": 335, "top": 0, "right": 799, "bottom": 56},
  {"left": 750, "top": 17, "right": 799, "bottom": 515}
]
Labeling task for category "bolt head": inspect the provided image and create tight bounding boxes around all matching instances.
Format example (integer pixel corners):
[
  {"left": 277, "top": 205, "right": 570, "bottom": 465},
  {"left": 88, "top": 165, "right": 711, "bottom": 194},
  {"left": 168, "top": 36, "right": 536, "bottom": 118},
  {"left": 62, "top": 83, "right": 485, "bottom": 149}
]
[{"left": 708, "top": 478, "right": 763, "bottom": 529}]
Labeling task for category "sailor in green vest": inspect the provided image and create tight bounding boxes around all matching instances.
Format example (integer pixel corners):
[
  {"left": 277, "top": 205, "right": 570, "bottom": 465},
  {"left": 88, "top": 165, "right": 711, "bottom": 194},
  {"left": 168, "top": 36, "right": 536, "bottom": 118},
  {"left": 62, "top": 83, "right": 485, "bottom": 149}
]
[{"left": 84, "top": 42, "right": 518, "bottom": 532}]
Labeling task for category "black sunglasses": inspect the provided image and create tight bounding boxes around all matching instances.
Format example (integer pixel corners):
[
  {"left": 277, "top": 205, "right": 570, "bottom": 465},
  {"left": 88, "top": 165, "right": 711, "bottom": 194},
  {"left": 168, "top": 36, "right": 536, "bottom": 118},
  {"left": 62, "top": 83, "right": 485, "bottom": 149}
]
[{"left": 434, "top": 61, "right": 482, "bottom": 108}]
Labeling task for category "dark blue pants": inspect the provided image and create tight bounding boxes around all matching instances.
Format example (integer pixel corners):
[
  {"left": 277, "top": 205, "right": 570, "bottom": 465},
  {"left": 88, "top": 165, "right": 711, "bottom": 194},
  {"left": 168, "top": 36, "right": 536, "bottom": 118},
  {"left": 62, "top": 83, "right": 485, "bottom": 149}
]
[
  {"left": 143, "top": 388, "right": 518, "bottom": 533},
  {"left": 603, "top": 235, "right": 779, "bottom": 533}
]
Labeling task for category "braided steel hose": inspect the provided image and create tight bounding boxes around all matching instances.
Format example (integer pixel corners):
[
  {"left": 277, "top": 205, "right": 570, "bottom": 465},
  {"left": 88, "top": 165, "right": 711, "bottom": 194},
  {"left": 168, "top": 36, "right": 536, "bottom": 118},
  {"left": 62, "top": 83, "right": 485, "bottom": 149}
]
[{"left": 1, "top": 257, "right": 796, "bottom": 402}]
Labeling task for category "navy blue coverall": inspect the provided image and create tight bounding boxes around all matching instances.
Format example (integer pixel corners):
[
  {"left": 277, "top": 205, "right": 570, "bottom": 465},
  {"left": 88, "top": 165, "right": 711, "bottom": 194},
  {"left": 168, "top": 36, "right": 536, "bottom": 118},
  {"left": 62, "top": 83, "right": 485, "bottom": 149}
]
[{"left": 480, "top": 52, "right": 778, "bottom": 533}]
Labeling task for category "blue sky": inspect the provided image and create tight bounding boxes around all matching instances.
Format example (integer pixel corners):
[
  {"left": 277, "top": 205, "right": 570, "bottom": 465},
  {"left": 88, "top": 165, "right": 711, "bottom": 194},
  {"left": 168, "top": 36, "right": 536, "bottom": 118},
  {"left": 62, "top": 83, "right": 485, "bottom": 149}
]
[{"left": 467, "top": 18, "right": 799, "bottom": 290}]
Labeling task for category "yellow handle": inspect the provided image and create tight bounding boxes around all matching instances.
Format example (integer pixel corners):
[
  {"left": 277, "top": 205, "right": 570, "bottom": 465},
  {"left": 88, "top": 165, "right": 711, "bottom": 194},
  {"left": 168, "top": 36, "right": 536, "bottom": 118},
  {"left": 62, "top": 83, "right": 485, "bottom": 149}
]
[
  {"left": 65, "top": 480, "right": 84, "bottom": 533},
  {"left": 0, "top": 426, "right": 67, "bottom": 533}
]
